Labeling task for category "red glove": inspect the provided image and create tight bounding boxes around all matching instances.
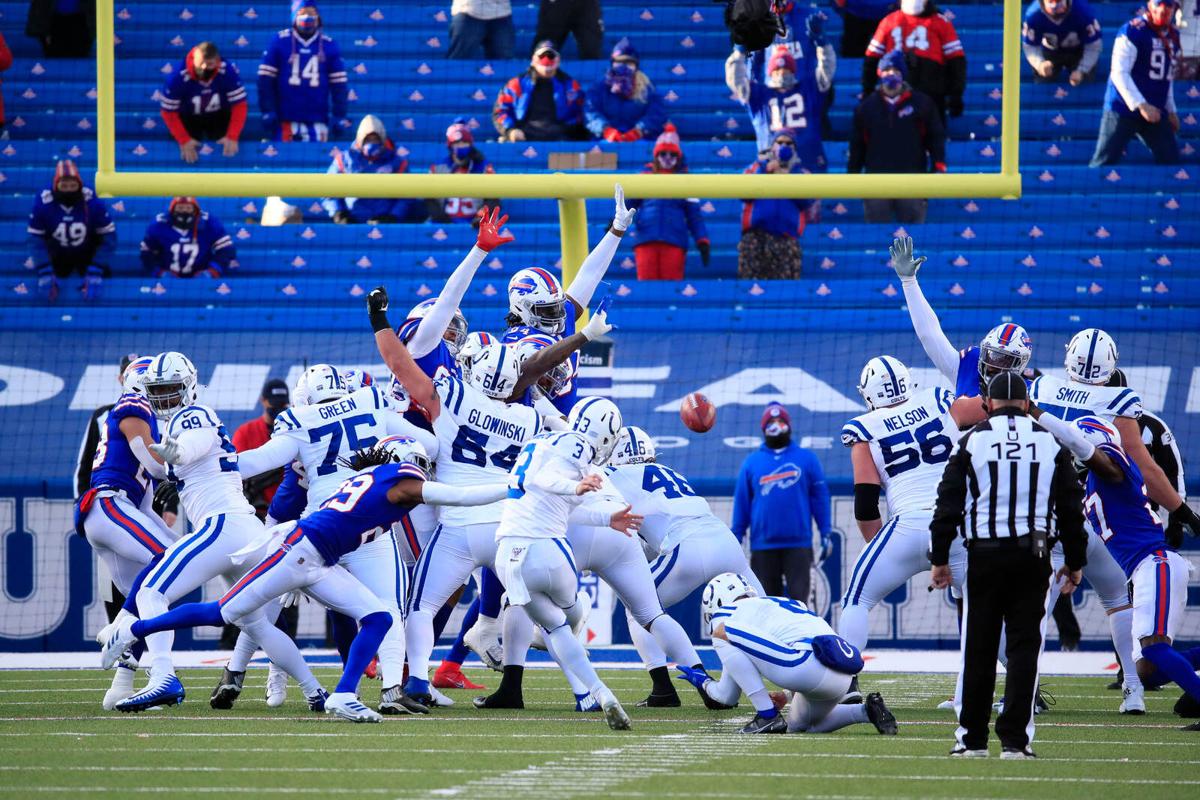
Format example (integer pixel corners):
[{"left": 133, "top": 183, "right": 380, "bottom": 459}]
[
  {"left": 620, "top": 128, "right": 644, "bottom": 142},
  {"left": 602, "top": 127, "right": 623, "bottom": 142},
  {"left": 933, "top": 161, "right": 948, "bottom": 173},
  {"left": 475, "top": 205, "right": 515, "bottom": 252}
]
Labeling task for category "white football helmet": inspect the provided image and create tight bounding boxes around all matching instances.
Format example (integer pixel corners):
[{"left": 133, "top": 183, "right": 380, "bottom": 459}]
[
  {"left": 1073, "top": 415, "right": 1119, "bottom": 449},
  {"left": 978, "top": 323, "right": 1033, "bottom": 379},
  {"left": 701, "top": 572, "right": 760, "bottom": 629},
  {"left": 609, "top": 425, "right": 655, "bottom": 466},
  {"left": 303, "top": 364, "right": 349, "bottom": 404},
  {"left": 507, "top": 268, "right": 567, "bottom": 334},
  {"left": 377, "top": 434, "right": 433, "bottom": 478},
  {"left": 568, "top": 397, "right": 623, "bottom": 464},
  {"left": 857, "top": 356, "right": 912, "bottom": 410},
  {"left": 121, "top": 356, "right": 154, "bottom": 397},
  {"left": 142, "top": 352, "right": 199, "bottom": 419},
  {"left": 398, "top": 298, "right": 468, "bottom": 357},
  {"left": 291, "top": 370, "right": 310, "bottom": 408},
  {"left": 1064, "top": 328, "right": 1118, "bottom": 385},
  {"left": 513, "top": 333, "right": 572, "bottom": 397},
  {"left": 457, "top": 331, "right": 498, "bottom": 383},
  {"left": 468, "top": 343, "right": 521, "bottom": 400},
  {"left": 342, "top": 368, "right": 375, "bottom": 392},
  {"left": 386, "top": 375, "right": 411, "bottom": 411}
]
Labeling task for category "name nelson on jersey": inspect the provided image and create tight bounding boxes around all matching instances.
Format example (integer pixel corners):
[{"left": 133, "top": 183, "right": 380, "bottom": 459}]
[
  {"left": 881, "top": 405, "right": 932, "bottom": 432},
  {"left": 467, "top": 407, "right": 529, "bottom": 441}
]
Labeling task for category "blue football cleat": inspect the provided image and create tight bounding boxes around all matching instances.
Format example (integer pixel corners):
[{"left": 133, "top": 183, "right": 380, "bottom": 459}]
[
  {"left": 116, "top": 674, "right": 185, "bottom": 713},
  {"left": 574, "top": 691, "right": 602, "bottom": 712}
]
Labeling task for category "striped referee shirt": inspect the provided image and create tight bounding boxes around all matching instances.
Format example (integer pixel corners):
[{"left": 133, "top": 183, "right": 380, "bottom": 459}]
[{"left": 930, "top": 409, "right": 1087, "bottom": 569}]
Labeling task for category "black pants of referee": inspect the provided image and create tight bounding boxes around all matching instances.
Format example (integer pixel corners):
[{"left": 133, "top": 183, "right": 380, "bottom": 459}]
[{"left": 959, "top": 546, "right": 1051, "bottom": 751}]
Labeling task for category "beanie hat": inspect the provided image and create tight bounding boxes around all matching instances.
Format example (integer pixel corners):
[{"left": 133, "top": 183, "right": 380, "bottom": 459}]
[
  {"left": 653, "top": 123, "right": 681, "bottom": 156},
  {"left": 761, "top": 402, "right": 791, "bottom": 433},
  {"left": 878, "top": 49, "right": 908, "bottom": 78}
]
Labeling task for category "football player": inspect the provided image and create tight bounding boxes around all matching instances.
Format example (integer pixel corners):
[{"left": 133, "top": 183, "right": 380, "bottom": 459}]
[
  {"left": 102, "top": 436, "right": 509, "bottom": 723},
  {"left": 27, "top": 160, "right": 116, "bottom": 301},
  {"left": 139, "top": 197, "right": 236, "bottom": 279},
  {"left": 678, "top": 574, "right": 898, "bottom": 735},
  {"left": 257, "top": 1, "right": 350, "bottom": 142}
]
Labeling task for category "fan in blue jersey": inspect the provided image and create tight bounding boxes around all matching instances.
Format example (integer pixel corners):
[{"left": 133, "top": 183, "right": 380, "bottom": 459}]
[
  {"left": 727, "top": 45, "right": 828, "bottom": 167},
  {"left": 159, "top": 42, "right": 248, "bottom": 164},
  {"left": 746, "top": 3, "right": 837, "bottom": 139},
  {"left": 257, "top": 0, "right": 350, "bottom": 142},
  {"left": 139, "top": 197, "right": 236, "bottom": 279},
  {"left": 1036, "top": 414, "right": 1200, "bottom": 730},
  {"left": 427, "top": 120, "right": 498, "bottom": 225},
  {"left": 27, "top": 159, "right": 116, "bottom": 302},
  {"left": 1022, "top": 0, "right": 1102, "bottom": 85},
  {"left": 1091, "top": 0, "right": 1182, "bottom": 166},
  {"left": 102, "top": 436, "right": 510, "bottom": 723},
  {"left": 321, "top": 115, "right": 426, "bottom": 224}
]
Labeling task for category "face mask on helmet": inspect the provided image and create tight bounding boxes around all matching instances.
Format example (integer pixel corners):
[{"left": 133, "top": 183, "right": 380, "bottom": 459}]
[
  {"left": 900, "top": 0, "right": 927, "bottom": 15},
  {"left": 568, "top": 398, "right": 623, "bottom": 464},
  {"left": 143, "top": 352, "right": 199, "bottom": 419},
  {"left": 977, "top": 324, "right": 1033, "bottom": 381},
  {"left": 121, "top": 357, "right": 155, "bottom": 397}
]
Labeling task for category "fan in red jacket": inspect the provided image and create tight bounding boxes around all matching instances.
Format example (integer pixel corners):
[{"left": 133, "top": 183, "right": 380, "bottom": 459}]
[
  {"left": 627, "top": 125, "right": 710, "bottom": 280},
  {"left": 863, "top": 0, "right": 966, "bottom": 120}
]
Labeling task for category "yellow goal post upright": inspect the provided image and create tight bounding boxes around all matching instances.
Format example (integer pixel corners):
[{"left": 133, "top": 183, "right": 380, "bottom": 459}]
[{"left": 94, "top": 0, "right": 1022, "bottom": 291}]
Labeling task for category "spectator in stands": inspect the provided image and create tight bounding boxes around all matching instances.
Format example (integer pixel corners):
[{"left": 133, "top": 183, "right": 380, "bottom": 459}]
[
  {"left": 1022, "top": 0, "right": 1103, "bottom": 86},
  {"left": 427, "top": 119, "right": 498, "bottom": 224},
  {"left": 492, "top": 41, "right": 586, "bottom": 142},
  {"left": 738, "top": 131, "right": 813, "bottom": 280},
  {"left": 1090, "top": 0, "right": 1182, "bottom": 166},
  {"left": 27, "top": 160, "right": 116, "bottom": 302},
  {"left": 627, "top": 125, "right": 710, "bottom": 280},
  {"left": 258, "top": 1, "right": 350, "bottom": 142},
  {"left": 322, "top": 114, "right": 426, "bottom": 224},
  {"left": 140, "top": 197, "right": 236, "bottom": 279},
  {"left": 834, "top": 0, "right": 896, "bottom": 57},
  {"left": 0, "top": 32, "right": 11, "bottom": 136},
  {"left": 864, "top": 0, "right": 966, "bottom": 122},
  {"left": 233, "top": 378, "right": 291, "bottom": 519},
  {"left": 159, "top": 42, "right": 248, "bottom": 164},
  {"left": 26, "top": 0, "right": 94, "bottom": 58},
  {"left": 848, "top": 51, "right": 946, "bottom": 223},
  {"left": 749, "top": 4, "right": 838, "bottom": 139},
  {"left": 727, "top": 45, "right": 828, "bottom": 169},
  {"left": 448, "top": 0, "right": 515, "bottom": 60},
  {"left": 1180, "top": 0, "right": 1198, "bottom": 80},
  {"left": 732, "top": 402, "right": 832, "bottom": 604},
  {"left": 584, "top": 38, "right": 667, "bottom": 142},
  {"left": 532, "top": 0, "right": 604, "bottom": 60}
]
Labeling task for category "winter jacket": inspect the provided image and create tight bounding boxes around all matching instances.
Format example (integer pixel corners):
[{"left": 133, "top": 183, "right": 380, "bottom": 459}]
[
  {"left": 732, "top": 442, "right": 832, "bottom": 550},
  {"left": 848, "top": 86, "right": 946, "bottom": 173}
]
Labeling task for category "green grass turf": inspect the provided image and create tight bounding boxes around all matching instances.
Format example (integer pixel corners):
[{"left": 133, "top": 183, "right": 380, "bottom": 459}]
[{"left": 0, "top": 668, "right": 1195, "bottom": 799}]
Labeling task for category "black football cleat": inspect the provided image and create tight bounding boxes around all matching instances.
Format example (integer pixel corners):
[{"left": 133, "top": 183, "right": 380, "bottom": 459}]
[
  {"left": 1181, "top": 721, "right": 1200, "bottom": 732},
  {"left": 740, "top": 713, "right": 787, "bottom": 734},
  {"left": 698, "top": 688, "right": 736, "bottom": 711},
  {"left": 1107, "top": 667, "right": 1124, "bottom": 691},
  {"left": 472, "top": 691, "right": 524, "bottom": 710},
  {"left": 636, "top": 689, "right": 681, "bottom": 708},
  {"left": 1175, "top": 692, "right": 1200, "bottom": 719},
  {"left": 380, "top": 685, "right": 430, "bottom": 715},
  {"left": 840, "top": 675, "right": 864, "bottom": 704},
  {"left": 865, "top": 692, "right": 898, "bottom": 735},
  {"left": 209, "top": 668, "right": 245, "bottom": 710}
]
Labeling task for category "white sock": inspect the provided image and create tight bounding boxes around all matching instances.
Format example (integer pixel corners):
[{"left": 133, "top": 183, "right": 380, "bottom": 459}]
[
  {"left": 404, "top": 608, "right": 435, "bottom": 681},
  {"left": 503, "top": 606, "right": 535, "bottom": 669},
  {"left": 228, "top": 629, "right": 259, "bottom": 673},
  {"left": 540, "top": 623, "right": 590, "bottom": 695},
  {"left": 240, "top": 617, "right": 320, "bottom": 696},
  {"left": 376, "top": 607, "right": 406, "bottom": 688},
  {"left": 713, "top": 640, "right": 768, "bottom": 707},
  {"left": 997, "top": 624, "right": 1009, "bottom": 668},
  {"left": 1109, "top": 607, "right": 1143, "bottom": 690},
  {"left": 135, "top": 589, "right": 175, "bottom": 677},
  {"left": 109, "top": 664, "right": 135, "bottom": 693},
  {"left": 838, "top": 603, "right": 870, "bottom": 652},
  {"left": 628, "top": 608, "right": 668, "bottom": 669},
  {"left": 649, "top": 615, "right": 701, "bottom": 668},
  {"left": 807, "top": 704, "right": 869, "bottom": 733},
  {"left": 546, "top": 624, "right": 604, "bottom": 697}
]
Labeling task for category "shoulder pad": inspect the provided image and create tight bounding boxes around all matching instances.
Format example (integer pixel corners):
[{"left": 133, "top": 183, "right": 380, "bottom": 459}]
[
  {"left": 840, "top": 419, "right": 872, "bottom": 446},
  {"left": 549, "top": 431, "right": 592, "bottom": 462},
  {"left": 112, "top": 393, "right": 154, "bottom": 420},
  {"left": 272, "top": 408, "right": 303, "bottom": 435},
  {"left": 169, "top": 405, "right": 221, "bottom": 435},
  {"left": 1107, "top": 387, "right": 1143, "bottom": 419}
]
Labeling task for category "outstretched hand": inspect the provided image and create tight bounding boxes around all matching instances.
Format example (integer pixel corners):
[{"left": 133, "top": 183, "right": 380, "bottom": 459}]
[
  {"left": 367, "top": 286, "right": 389, "bottom": 314},
  {"left": 889, "top": 235, "right": 926, "bottom": 279},
  {"left": 475, "top": 205, "right": 515, "bottom": 252},
  {"left": 150, "top": 435, "right": 182, "bottom": 465},
  {"left": 609, "top": 504, "right": 644, "bottom": 535},
  {"left": 581, "top": 296, "right": 616, "bottom": 341},
  {"left": 613, "top": 183, "right": 636, "bottom": 231}
]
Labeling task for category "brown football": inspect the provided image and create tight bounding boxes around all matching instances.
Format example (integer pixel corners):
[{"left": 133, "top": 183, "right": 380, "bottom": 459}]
[{"left": 680, "top": 391, "right": 716, "bottom": 433}]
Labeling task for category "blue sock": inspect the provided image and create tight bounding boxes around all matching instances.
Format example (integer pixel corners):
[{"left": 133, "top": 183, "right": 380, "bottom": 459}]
[
  {"left": 131, "top": 601, "right": 224, "bottom": 638},
  {"left": 405, "top": 676, "right": 430, "bottom": 696},
  {"left": 445, "top": 597, "right": 481, "bottom": 666},
  {"left": 335, "top": 611, "right": 392, "bottom": 695},
  {"left": 1142, "top": 643, "right": 1200, "bottom": 701},
  {"left": 1143, "top": 645, "right": 1200, "bottom": 689},
  {"left": 480, "top": 568, "right": 503, "bottom": 618},
  {"left": 758, "top": 706, "right": 779, "bottom": 719},
  {"left": 122, "top": 556, "right": 162, "bottom": 615},
  {"left": 431, "top": 598, "right": 455, "bottom": 641},
  {"left": 130, "top": 640, "right": 146, "bottom": 662},
  {"left": 328, "top": 611, "right": 358, "bottom": 665}
]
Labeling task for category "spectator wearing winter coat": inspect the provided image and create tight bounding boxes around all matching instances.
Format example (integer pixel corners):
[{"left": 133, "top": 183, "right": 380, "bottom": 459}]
[
  {"left": 864, "top": 0, "right": 966, "bottom": 121},
  {"left": 139, "top": 196, "right": 236, "bottom": 279},
  {"left": 627, "top": 125, "right": 710, "bottom": 280},
  {"left": 584, "top": 38, "right": 667, "bottom": 142},
  {"left": 1022, "top": 0, "right": 1103, "bottom": 85},
  {"left": 834, "top": 0, "right": 896, "bottom": 57},
  {"left": 427, "top": 119, "right": 499, "bottom": 224},
  {"left": 26, "top": 0, "right": 95, "bottom": 58},
  {"left": 848, "top": 50, "right": 946, "bottom": 223},
  {"left": 738, "top": 130, "right": 813, "bottom": 280},
  {"left": 321, "top": 114, "right": 426, "bottom": 224},
  {"left": 27, "top": 160, "right": 116, "bottom": 301},
  {"left": 492, "top": 41, "right": 586, "bottom": 142},
  {"left": 257, "top": 1, "right": 351, "bottom": 142}
]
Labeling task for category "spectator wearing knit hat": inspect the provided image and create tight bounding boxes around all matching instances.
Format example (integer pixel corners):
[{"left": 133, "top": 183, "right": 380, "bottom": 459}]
[
  {"left": 727, "top": 44, "right": 828, "bottom": 164},
  {"left": 492, "top": 40, "right": 586, "bottom": 142},
  {"left": 427, "top": 119, "right": 498, "bottom": 224},
  {"left": 848, "top": 50, "right": 946, "bottom": 223},
  {"left": 732, "top": 402, "right": 833, "bottom": 604},
  {"left": 584, "top": 38, "right": 667, "bottom": 142},
  {"left": 625, "top": 125, "right": 710, "bottom": 280},
  {"left": 738, "top": 130, "right": 814, "bottom": 280}
]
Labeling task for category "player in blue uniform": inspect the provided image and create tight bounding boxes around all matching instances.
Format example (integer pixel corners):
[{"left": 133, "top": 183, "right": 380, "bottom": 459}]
[
  {"left": 726, "top": 45, "right": 828, "bottom": 167},
  {"left": 159, "top": 42, "right": 248, "bottom": 164},
  {"left": 1022, "top": 0, "right": 1103, "bottom": 85},
  {"left": 257, "top": 1, "right": 350, "bottom": 142},
  {"left": 27, "top": 159, "right": 116, "bottom": 301},
  {"left": 139, "top": 197, "right": 236, "bottom": 279}
]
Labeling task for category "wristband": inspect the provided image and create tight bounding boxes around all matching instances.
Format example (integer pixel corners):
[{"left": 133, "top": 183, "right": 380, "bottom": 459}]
[{"left": 369, "top": 309, "right": 391, "bottom": 333}]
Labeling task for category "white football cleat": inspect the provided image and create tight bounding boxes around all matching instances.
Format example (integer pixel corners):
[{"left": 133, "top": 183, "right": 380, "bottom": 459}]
[
  {"left": 464, "top": 623, "right": 504, "bottom": 672},
  {"left": 102, "top": 664, "right": 136, "bottom": 710},
  {"left": 100, "top": 617, "right": 138, "bottom": 670},
  {"left": 1120, "top": 684, "right": 1146, "bottom": 715},
  {"left": 325, "top": 691, "right": 383, "bottom": 723},
  {"left": 598, "top": 688, "right": 631, "bottom": 731},
  {"left": 428, "top": 685, "right": 455, "bottom": 707},
  {"left": 265, "top": 664, "right": 288, "bottom": 708}
]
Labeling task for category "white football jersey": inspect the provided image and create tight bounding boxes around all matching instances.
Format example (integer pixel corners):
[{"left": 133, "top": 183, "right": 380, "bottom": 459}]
[
  {"left": 497, "top": 431, "right": 595, "bottom": 540},
  {"left": 166, "top": 404, "right": 255, "bottom": 521},
  {"left": 712, "top": 596, "right": 836, "bottom": 643},
  {"left": 1031, "top": 375, "right": 1144, "bottom": 423},
  {"left": 433, "top": 375, "right": 540, "bottom": 527},
  {"left": 605, "top": 462, "right": 720, "bottom": 555},
  {"left": 840, "top": 387, "right": 959, "bottom": 516}
]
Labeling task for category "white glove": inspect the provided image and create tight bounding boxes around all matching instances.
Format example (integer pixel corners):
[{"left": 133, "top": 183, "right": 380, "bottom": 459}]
[
  {"left": 581, "top": 307, "right": 612, "bottom": 341},
  {"left": 613, "top": 183, "right": 636, "bottom": 231},
  {"left": 888, "top": 235, "right": 926, "bottom": 279},
  {"left": 150, "top": 435, "right": 183, "bottom": 465},
  {"left": 280, "top": 590, "right": 307, "bottom": 609}
]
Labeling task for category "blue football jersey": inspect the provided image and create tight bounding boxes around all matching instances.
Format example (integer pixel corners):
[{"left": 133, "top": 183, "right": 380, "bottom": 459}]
[
  {"left": 298, "top": 462, "right": 426, "bottom": 565},
  {"left": 160, "top": 60, "right": 247, "bottom": 118},
  {"left": 90, "top": 393, "right": 158, "bottom": 507},
  {"left": 502, "top": 299, "right": 579, "bottom": 415},
  {"left": 139, "top": 212, "right": 236, "bottom": 278},
  {"left": 257, "top": 30, "right": 348, "bottom": 124},
  {"left": 1084, "top": 443, "right": 1169, "bottom": 577},
  {"left": 267, "top": 463, "right": 308, "bottom": 523},
  {"left": 397, "top": 319, "right": 461, "bottom": 381},
  {"left": 1022, "top": 0, "right": 1101, "bottom": 54},
  {"left": 1104, "top": 15, "right": 1180, "bottom": 116},
  {"left": 955, "top": 346, "right": 1035, "bottom": 398},
  {"left": 27, "top": 188, "right": 117, "bottom": 268}
]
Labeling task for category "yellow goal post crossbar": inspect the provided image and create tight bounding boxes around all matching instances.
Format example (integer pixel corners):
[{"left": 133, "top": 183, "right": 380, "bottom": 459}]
[{"left": 94, "top": 0, "right": 1022, "bottom": 288}]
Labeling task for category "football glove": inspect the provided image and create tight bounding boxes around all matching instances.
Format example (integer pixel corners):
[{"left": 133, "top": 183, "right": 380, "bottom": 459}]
[
  {"left": 150, "top": 435, "right": 183, "bottom": 465},
  {"left": 612, "top": 183, "right": 636, "bottom": 231},
  {"left": 581, "top": 296, "right": 615, "bottom": 341},
  {"left": 475, "top": 205, "right": 515, "bottom": 252},
  {"left": 697, "top": 240, "right": 711, "bottom": 267},
  {"left": 1166, "top": 502, "right": 1200, "bottom": 548},
  {"left": 367, "top": 286, "right": 391, "bottom": 332},
  {"left": 675, "top": 665, "right": 711, "bottom": 692},
  {"left": 888, "top": 235, "right": 926, "bottom": 279}
]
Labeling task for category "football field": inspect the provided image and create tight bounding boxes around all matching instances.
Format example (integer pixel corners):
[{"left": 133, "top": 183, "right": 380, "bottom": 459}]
[{"left": 0, "top": 667, "right": 1195, "bottom": 800}]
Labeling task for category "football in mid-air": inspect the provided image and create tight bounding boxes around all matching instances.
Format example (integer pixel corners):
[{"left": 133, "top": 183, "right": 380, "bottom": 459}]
[{"left": 680, "top": 392, "right": 716, "bottom": 433}]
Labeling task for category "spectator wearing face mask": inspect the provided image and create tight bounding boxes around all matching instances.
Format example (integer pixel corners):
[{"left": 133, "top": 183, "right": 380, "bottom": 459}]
[
  {"left": 584, "top": 37, "right": 667, "bottom": 143},
  {"left": 625, "top": 125, "right": 710, "bottom": 280},
  {"left": 322, "top": 115, "right": 427, "bottom": 224},
  {"left": 139, "top": 196, "right": 236, "bottom": 278},
  {"left": 1022, "top": 0, "right": 1103, "bottom": 85},
  {"left": 493, "top": 40, "right": 586, "bottom": 142},
  {"left": 233, "top": 378, "right": 292, "bottom": 519},
  {"left": 864, "top": 0, "right": 966, "bottom": 121},
  {"left": 848, "top": 50, "right": 946, "bottom": 223},
  {"left": 159, "top": 41, "right": 247, "bottom": 163},
  {"left": 738, "top": 130, "right": 814, "bottom": 280},
  {"left": 27, "top": 159, "right": 116, "bottom": 302},
  {"left": 1091, "top": 0, "right": 1182, "bottom": 166},
  {"left": 532, "top": 0, "right": 604, "bottom": 60},
  {"left": 727, "top": 45, "right": 828, "bottom": 169},
  {"left": 258, "top": 1, "right": 351, "bottom": 142},
  {"left": 427, "top": 119, "right": 499, "bottom": 225},
  {"left": 746, "top": 4, "right": 837, "bottom": 141}
]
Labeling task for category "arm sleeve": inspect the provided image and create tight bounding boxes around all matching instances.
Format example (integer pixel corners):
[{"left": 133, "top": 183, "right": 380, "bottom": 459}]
[
  {"left": 257, "top": 43, "right": 279, "bottom": 115},
  {"left": 492, "top": 79, "right": 518, "bottom": 135},
  {"left": 529, "top": 458, "right": 582, "bottom": 496},
  {"left": 129, "top": 436, "right": 168, "bottom": 481},
  {"left": 725, "top": 50, "right": 751, "bottom": 104},
  {"left": 684, "top": 198, "right": 709, "bottom": 244},
  {"left": 327, "top": 43, "right": 349, "bottom": 119},
  {"left": 568, "top": 496, "right": 627, "bottom": 527},
  {"left": 226, "top": 100, "right": 248, "bottom": 140},
  {"left": 925, "top": 98, "right": 947, "bottom": 168},
  {"left": 1022, "top": 38, "right": 1048, "bottom": 69},
  {"left": 235, "top": 435, "right": 299, "bottom": 478},
  {"left": 1034, "top": 413, "right": 1096, "bottom": 462},
  {"left": 929, "top": 443, "right": 969, "bottom": 565},
  {"left": 806, "top": 454, "right": 832, "bottom": 536},
  {"left": 638, "top": 87, "right": 668, "bottom": 136},
  {"left": 385, "top": 412, "right": 439, "bottom": 461},
  {"left": 1052, "top": 448, "right": 1088, "bottom": 570},
  {"left": 815, "top": 43, "right": 836, "bottom": 93},
  {"left": 407, "top": 246, "right": 487, "bottom": 358},
  {"left": 900, "top": 276, "right": 961, "bottom": 382},
  {"left": 946, "top": 54, "right": 967, "bottom": 101},
  {"left": 565, "top": 230, "right": 621, "bottom": 309},
  {"left": 731, "top": 461, "right": 752, "bottom": 541},
  {"left": 139, "top": 231, "right": 163, "bottom": 275},
  {"left": 1110, "top": 35, "right": 1147, "bottom": 111},
  {"left": 420, "top": 480, "right": 509, "bottom": 507},
  {"left": 1078, "top": 37, "right": 1102, "bottom": 74}
]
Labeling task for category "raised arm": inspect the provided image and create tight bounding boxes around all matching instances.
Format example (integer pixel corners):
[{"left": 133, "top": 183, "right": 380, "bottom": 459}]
[
  {"left": 564, "top": 186, "right": 633, "bottom": 314},
  {"left": 507, "top": 298, "right": 614, "bottom": 401},
  {"left": 1028, "top": 405, "right": 1123, "bottom": 484},
  {"left": 368, "top": 286, "right": 439, "bottom": 416},
  {"left": 890, "top": 236, "right": 961, "bottom": 383}
]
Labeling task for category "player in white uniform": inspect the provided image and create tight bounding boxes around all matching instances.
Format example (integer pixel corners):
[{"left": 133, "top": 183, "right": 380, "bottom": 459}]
[
  {"left": 603, "top": 426, "right": 765, "bottom": 708},
  {"left": 105, "top": 352, "right": 325, "bottom": 713},
  {"left": 492, "top": 397, "right": 639, "bottom": 729},
  {"left": 677, "top": 573, "right": 898, "bottom": 735},
  {"left": 838, "top": 356, "right": 971, "bottom": 700}
]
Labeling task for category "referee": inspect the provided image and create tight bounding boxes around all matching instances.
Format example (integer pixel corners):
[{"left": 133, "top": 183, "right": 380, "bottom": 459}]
[{"left": 929, "top": 372, "right": 1089, "bottom": 759}]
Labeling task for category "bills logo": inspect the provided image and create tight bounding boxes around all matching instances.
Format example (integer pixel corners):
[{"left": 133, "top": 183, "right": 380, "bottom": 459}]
[
  {"left": 510, "top": 279, "right": 538, "bottom": 295},
  {"left": 758, "top": 463, "right": 801, "bottom": 495}
]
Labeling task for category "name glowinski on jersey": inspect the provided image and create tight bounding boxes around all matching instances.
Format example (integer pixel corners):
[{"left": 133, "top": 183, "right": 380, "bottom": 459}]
[{"left": 467, "top": 408, "right": 528, "bottom": 442}]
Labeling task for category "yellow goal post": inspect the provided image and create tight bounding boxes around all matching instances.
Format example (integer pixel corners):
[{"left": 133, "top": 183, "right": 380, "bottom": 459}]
[{"left": 93, "top": 0, "right": 1022, "bottom": 288}]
